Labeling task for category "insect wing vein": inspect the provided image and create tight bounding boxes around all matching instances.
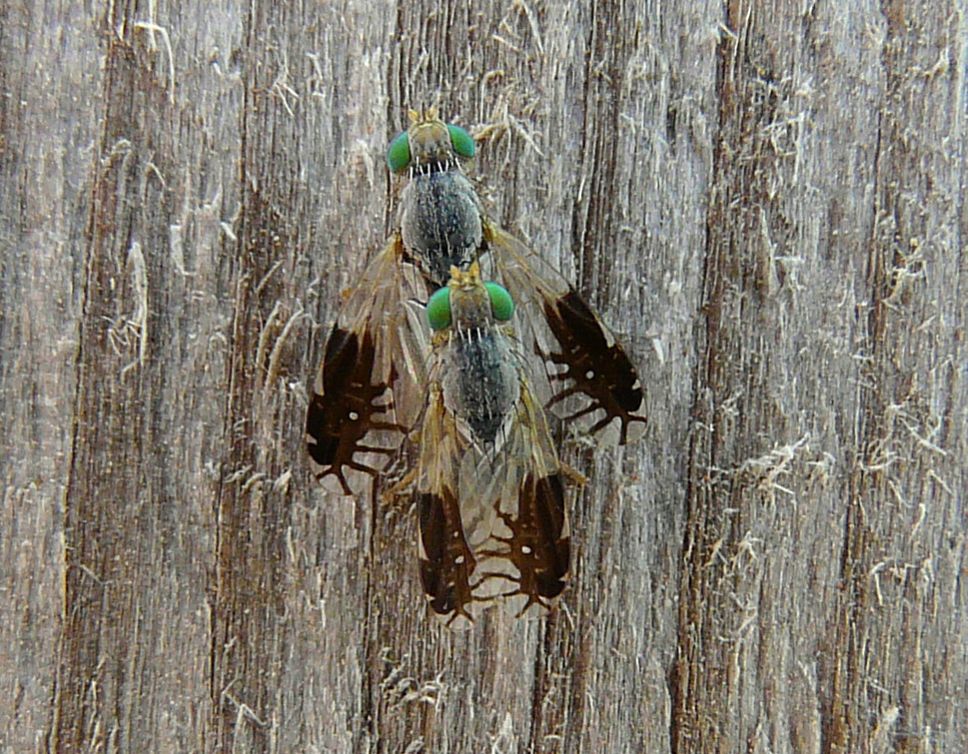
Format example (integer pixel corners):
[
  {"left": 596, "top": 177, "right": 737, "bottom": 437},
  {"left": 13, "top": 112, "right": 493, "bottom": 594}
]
[
  {"left": 474, "top": 379, "right": 571, "bottom": 618},
  {"left": 415, "top": 386, "right": 479, "bottom": 627},
  {"left": 305, "top": 235, "right": 429, "bottom": 495},
  {"left": 483, "top": 218, "right": 647, "bottom": 445}
]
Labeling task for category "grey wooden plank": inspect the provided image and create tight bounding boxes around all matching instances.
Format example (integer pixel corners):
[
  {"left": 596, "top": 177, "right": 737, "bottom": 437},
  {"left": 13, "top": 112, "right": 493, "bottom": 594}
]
[
  {"left": 1, "top": 1, "right": 99, "bottom": 750},
  {"left": 673, "top": 2, "right": 966, "bottom": 753},
  {"left": 0, "top": 2, "right": 963, "bottom": 753}
]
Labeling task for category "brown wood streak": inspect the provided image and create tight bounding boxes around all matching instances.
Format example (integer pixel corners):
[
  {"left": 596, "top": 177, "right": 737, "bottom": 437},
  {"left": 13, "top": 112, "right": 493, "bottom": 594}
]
[
  {"left": 2, "top": 0, "right": 963, "bottom": 751},
  {"left": 674, "top": 0, "right": 784, "bottom": 750},
  {"left": 571, "top": 0, "right": 624, "bottom": 306},
  {"left": 210, "top": 187, "right": 291, "bottom": 753},
  {"left": 208, "top": 7, "right": 298, "bottom": 747},
  {"left": 672, "top": 6, "right": 738, "bottom": 749},
  {"left": 54, "top": 23, "right": 163, "bottom": 752}
]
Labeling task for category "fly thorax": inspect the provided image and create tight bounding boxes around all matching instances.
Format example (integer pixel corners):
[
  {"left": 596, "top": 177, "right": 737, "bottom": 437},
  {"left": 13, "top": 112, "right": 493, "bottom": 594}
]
[
  {"left": 441, "top": 324, "right": 520, "bottom": 447},
  {"left": 399, "top": 172, "right": 483, "bottom": 287}
]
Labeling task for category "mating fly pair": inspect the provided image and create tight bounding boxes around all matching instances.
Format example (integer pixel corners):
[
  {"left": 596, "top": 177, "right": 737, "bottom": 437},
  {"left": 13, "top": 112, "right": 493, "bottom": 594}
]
[{"left": 305, "top": 108, "right": 646, "bottom": 625}]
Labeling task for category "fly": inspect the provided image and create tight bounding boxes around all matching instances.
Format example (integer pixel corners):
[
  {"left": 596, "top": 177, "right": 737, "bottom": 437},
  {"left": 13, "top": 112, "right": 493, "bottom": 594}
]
[{"left": 413, "top": 262, "right": 572, "bottom": 625}]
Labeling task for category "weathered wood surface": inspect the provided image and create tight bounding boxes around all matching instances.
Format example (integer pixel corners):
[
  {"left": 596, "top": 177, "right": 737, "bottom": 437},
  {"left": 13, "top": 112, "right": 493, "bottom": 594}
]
[{"left": 1, "top": 1, "right": 964, "bottom": 752}]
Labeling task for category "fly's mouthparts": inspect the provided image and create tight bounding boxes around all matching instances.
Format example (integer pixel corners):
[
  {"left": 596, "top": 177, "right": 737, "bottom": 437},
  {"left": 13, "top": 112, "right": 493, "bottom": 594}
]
[{"left": 410, "top": 158, "right": 457, "bottom": 177}]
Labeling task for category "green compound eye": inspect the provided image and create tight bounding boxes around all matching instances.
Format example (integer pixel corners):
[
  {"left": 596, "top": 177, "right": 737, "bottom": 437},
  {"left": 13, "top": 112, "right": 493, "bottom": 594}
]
[
  {"left": 447, "top": 123, "right": 475, "bottom": 158},
  {"left": 386, "top": 131, "right": 411, "bottom": 173},
  {"left": 426, "top": 287, "right": 452, "bottom": 331},
  {"left": 485, "top": 282, "right": 514, "bottom": 322}
]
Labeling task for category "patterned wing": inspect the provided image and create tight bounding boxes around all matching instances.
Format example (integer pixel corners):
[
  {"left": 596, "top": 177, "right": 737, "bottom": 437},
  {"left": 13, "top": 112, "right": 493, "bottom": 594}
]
[
  {"left": 482, "top": 218, "right": 647, "bottom": 445},
  {"left": 473, "top": 380, "right": 571, "bottom": 618},
  {"left": 414, "top": 384, "right": 479, "bottom": 627},
  {"left": 305, "top": 234, "right": 429, "bottom": 495}
]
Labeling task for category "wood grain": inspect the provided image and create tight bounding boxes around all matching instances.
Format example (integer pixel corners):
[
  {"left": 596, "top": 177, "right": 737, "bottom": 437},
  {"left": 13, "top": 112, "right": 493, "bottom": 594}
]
[{"left": 1, "top": 1, "right": 963, "bottom": 752}]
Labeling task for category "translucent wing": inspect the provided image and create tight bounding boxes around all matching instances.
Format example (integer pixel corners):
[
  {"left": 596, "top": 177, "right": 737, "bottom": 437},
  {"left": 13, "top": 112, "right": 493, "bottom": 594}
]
[
  {"left": 482, "top": 218, "right": 647, "bottom": 445},
  {"left": 414, "top": 384, "right": 479, "bottom": 627},
  {"left": 473, "top": 380, "right": 571, "bottom": 619},
  {"left": 305, "top": 234, "right": 429, "bottom": 495},
  {"left": 415, "top": 370, "right": 572, "bottom": 626}
]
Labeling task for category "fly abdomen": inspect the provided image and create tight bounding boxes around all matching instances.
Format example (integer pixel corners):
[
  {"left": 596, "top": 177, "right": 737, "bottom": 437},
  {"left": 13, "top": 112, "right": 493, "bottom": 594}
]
[{"left": 400, "top": 171, "right": 483, "bottom": 286}]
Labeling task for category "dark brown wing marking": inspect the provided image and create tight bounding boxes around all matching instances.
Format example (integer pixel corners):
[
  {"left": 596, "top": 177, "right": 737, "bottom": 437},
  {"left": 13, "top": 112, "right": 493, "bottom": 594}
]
[
  {"left": 482, "top": 472, "right": 570, "bottom": 614},
  {"left": 417, "top": 487, "right": 477, "bottom": 625},
  {"left": 305, "top": 324, "right": 407, "bottom": 494},
  {"left": 305, "top": 234, "right": 428, "bottom": 496},
  {"left": 482, "top": 218, "right": 647, "bottom": 445},
  {"left": 542, "top": 291, "right": 646, "bottom": 444}
]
